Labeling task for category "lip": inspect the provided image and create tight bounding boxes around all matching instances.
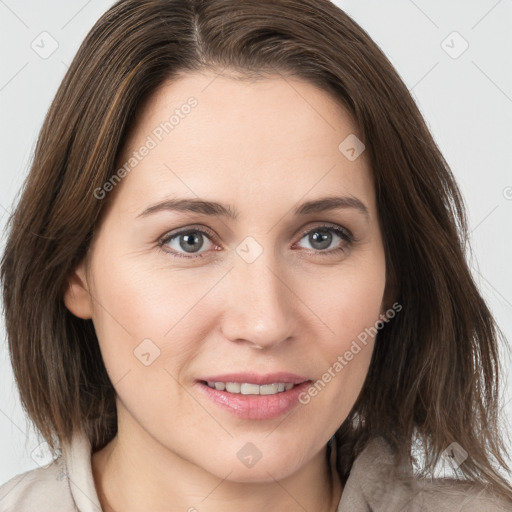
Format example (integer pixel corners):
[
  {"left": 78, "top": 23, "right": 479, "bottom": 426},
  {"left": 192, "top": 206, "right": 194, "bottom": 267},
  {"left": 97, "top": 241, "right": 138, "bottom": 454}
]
[{"left": 194, "top": 372, "right": 311, "bottom": 420}]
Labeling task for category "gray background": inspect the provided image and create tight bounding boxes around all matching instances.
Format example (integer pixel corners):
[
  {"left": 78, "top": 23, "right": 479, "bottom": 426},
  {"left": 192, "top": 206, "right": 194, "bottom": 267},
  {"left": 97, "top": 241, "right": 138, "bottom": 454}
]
[{"left": 1, "top": 0, "right": 511, "bottom": 484}]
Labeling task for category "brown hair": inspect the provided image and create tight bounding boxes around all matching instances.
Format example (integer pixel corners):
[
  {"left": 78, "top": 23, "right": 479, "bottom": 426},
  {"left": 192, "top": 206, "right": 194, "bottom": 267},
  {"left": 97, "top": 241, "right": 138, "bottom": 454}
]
[{"left": 2, "top": 0, "right": 511, "bottom": 502}]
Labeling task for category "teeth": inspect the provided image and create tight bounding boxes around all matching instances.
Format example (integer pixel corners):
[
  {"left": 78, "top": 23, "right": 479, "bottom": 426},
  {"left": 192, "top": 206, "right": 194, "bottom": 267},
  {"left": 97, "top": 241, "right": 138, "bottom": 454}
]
[
  {"left": 205, "top": 381, "right": 296, "bottom": 395},
  {"left": 241, "top": 383, "right": 260, "bottom": 395},
  {"left": 225, "top": 382, "right": 241, "bottom": 393},
  {"left": 259, "top": 384, "right": 278, "bottom": 395}
]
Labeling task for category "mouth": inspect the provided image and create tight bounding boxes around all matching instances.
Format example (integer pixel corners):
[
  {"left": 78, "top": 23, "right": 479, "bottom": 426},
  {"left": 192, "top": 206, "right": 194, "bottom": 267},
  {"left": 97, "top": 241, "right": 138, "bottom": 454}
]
[{"left": 195, "top": 373, "right": 312, "bottom": 420}]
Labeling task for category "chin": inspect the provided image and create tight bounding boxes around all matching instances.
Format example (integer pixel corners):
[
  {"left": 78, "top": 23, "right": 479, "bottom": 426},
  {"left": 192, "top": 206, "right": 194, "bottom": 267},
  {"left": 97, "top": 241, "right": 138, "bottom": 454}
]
[{"left": 198, "top": 449, "right": 304, "bottom": 483}]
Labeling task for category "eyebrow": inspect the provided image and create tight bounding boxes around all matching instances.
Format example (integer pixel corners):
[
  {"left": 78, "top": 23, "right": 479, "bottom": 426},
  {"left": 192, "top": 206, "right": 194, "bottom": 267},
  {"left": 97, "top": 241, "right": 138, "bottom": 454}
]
[{"left": 137, "top": 195, "right": 370, "bottom": 221}]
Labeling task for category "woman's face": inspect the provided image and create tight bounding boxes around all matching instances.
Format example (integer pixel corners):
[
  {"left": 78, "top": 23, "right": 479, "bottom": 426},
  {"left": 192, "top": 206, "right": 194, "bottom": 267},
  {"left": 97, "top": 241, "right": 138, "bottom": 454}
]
[{"left": 65, "top": 71, "right": 387, "bottom": 482}]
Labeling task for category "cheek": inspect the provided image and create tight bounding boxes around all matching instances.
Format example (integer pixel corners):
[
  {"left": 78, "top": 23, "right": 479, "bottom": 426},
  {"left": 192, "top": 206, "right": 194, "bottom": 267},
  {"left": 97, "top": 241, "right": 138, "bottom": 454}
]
[
  {"left": 308, "top": 251, "right": 387, "bottom": 353},
  {"left": 297, "top": 251, "right": 386, "bottom": 413},
  {"left": 87, "top": 247, "right": 219, "bottom": 388}
]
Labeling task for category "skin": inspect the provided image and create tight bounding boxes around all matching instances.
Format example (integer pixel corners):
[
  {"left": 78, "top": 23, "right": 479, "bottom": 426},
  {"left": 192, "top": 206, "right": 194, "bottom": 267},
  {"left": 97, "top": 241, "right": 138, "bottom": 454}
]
[{"left": 64, "top": 71, "right": 388, "bottom": 512}]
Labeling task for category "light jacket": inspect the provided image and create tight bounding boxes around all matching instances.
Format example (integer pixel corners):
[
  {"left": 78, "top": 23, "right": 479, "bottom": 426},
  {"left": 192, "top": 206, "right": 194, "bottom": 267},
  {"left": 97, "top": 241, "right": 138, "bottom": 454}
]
[{"left": 0, "top": 432, "right": 510, "bottom": 511}]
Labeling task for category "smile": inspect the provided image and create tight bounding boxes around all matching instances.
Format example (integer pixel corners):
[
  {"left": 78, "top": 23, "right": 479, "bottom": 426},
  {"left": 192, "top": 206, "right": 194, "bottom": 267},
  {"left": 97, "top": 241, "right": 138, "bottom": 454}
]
[{"left": 195, "top": 373, "right": 312, "bottom": 420}]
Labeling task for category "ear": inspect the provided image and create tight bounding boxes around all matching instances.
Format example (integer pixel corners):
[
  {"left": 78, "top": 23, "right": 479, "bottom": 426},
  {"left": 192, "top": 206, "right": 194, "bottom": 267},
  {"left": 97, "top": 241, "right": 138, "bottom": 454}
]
[{"left": 63, "top": 260, "right": 93, "bottom": 319}]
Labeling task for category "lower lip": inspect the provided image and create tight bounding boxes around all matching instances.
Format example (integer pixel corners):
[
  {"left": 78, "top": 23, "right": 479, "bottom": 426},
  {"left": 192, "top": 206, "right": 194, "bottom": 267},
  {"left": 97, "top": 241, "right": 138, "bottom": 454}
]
[{"left": 195, "top": 381, "right": 311, "bottom": 420}]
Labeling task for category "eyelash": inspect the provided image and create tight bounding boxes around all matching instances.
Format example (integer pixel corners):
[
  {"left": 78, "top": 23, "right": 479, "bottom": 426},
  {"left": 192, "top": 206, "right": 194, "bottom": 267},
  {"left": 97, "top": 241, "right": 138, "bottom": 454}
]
[{"left": 157, "top": 223, "right": 355, "bottom": 260}]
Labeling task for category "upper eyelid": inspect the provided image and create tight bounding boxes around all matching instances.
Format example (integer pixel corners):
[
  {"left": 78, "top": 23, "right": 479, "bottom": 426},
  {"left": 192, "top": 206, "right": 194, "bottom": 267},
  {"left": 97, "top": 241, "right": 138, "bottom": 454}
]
[{"left": 160, "top": 224, "right": 217, "bottom": 243}]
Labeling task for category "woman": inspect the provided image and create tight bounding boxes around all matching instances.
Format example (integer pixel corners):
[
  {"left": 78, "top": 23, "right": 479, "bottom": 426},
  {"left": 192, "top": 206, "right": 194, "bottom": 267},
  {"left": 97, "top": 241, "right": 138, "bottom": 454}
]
[{"left": 0, "top": 0, "right": 511, "bottom": 510}]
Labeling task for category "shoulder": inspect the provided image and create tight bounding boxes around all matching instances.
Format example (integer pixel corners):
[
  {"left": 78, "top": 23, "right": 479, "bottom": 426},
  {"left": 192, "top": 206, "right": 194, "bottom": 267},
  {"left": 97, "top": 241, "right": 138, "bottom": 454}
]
[
  {"left": 0, "top": 432, "right": 102, "bottom": 512},
  {"left": 408, "top": 477, "right": 512, "bottom": 511},
  {"left": 0, "top": 457, "right": 75, "bottom": 512},
  {"left": 339, "top": 436, "right": 512, "bottom": 511}
]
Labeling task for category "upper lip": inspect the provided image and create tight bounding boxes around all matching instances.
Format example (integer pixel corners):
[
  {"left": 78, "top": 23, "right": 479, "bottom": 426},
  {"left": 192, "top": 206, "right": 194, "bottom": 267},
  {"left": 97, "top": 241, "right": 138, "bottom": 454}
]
[{"left": 198, "top": 372, "right": 310, "bottom": 385}]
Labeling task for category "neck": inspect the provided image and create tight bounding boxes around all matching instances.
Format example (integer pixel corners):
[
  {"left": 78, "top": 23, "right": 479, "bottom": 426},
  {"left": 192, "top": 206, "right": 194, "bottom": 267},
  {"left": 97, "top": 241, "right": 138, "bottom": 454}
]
[{"left": 92, "top": 414, "right": 342, "bottom": 512}]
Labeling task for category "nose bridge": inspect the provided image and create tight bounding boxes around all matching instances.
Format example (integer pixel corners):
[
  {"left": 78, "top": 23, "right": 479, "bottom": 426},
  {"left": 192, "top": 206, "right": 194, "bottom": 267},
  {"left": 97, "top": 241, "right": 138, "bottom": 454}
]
[{"left": 220, "top": 242, "right": 295, "bottom": 348}]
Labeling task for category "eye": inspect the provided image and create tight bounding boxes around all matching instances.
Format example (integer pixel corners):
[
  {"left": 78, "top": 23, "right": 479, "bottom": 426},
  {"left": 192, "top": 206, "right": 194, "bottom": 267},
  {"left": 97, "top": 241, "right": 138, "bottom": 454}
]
[
  {"left": 158, "top": 223, "right": 354, "bottom": 259},
  {"left": 158, "top": 226, "right": 217, "bottom": 259},
  {"left": 294, "top": 224, "right": 354, "bottom": 255}
]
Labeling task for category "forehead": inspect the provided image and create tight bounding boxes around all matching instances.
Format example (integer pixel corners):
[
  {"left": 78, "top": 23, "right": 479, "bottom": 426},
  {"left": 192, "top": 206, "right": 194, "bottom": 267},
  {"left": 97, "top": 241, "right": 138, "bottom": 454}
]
[{"left": 111, "top": 71, "right": 375, "bottom": 217}]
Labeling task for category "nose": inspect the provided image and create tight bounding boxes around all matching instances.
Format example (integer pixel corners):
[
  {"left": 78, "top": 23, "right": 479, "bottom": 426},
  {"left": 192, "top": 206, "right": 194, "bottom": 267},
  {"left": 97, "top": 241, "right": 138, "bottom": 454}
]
[{"left": 219, "top": 251, "right": 297, "bottom": 350}]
